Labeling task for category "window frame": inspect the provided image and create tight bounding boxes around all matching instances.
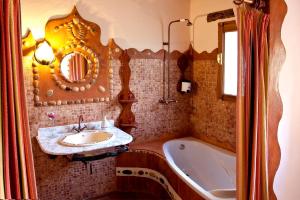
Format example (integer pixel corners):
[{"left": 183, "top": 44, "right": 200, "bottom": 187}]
[{"left": 217, "top": 20, "right": 237, "bottom": 101}]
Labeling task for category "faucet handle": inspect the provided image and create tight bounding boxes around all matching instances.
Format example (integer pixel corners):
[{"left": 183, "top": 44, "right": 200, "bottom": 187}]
[
  {"left": 102, "top": 116, "right": 112, "bottom": 128},
  {"left": 71, "top": 126, "right": 79, "bottom": 133},
  {"left": 81, "top": 124, "right": 87, "bottom": 131}
]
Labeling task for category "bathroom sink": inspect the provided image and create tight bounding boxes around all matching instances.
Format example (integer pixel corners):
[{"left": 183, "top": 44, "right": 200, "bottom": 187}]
[
  {"left": 37, "top": 121, "right": 133, "bottom": 155},
  {"left": 59, "top": 130, "right": 114, "bottom": 147}
]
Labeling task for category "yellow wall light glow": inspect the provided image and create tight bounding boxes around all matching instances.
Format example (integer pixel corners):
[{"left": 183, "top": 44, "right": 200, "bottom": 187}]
[{"left": 34, "top": 41, "right": 55, "bottom": 65}]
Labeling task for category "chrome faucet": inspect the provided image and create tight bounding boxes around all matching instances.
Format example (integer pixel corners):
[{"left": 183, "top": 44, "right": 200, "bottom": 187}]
[{"left": 72, "top": 115, "right": 87, "bottom": 133}]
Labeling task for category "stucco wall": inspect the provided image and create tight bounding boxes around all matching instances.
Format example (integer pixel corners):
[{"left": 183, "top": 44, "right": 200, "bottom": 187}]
[
  {"left": 190, "top": 0, "right": 235, "bottom": 53},
  {"left": 21, "top": 0, "right": 191, "bottom": 52},
  {"left": 274, "top": 0, "right": 300, "bottom": 199}
]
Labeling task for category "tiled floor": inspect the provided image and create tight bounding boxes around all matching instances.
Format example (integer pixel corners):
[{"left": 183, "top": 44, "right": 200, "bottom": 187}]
[{"left": 88, "top": 192, "right": 169, "bottom": 200}]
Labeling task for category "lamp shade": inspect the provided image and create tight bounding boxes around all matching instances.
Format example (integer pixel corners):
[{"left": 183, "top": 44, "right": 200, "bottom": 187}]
[{"left": 34, "top": 41, "right": 55, "bottom": 65}]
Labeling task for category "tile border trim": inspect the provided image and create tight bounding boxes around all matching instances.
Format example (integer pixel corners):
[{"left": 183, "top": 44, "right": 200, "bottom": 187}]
[{"left": 116, "top": 167, "right": 182, "bottom": 200}]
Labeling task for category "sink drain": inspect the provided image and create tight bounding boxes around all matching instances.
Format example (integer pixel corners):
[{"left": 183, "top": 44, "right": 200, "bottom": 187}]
[{"left": 179, "top": 144, "right": 185, "bottom": 150}]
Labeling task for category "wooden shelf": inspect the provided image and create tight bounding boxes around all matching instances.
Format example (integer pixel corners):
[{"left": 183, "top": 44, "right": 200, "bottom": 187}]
[
  {"left": 119, "top": 99, "right": 138, "bottom": 103},
  {"left": 119, "top": 123, "right": 138, "bottom": 128},
  {"left": 117, "top": 50, "right": 137, "bottom": 134}
]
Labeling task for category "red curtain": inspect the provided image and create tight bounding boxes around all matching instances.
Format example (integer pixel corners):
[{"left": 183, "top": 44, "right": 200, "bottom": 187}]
[
  {"left": 236, "top": 6, "right": 270, "bottom": 200},
  {"left": 0, "top": 0, "right": 38, "bottom": 199},
  {"left": 68, "top": 53, "right": 87, "bottom": 81}
]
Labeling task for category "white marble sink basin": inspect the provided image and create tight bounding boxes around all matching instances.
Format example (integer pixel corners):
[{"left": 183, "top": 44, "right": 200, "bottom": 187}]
[
  {"left": 59, "top": 130, "right": 114, "bottom": 147},
  {"left": 36, "top": 121, "right": 133, "bottom": 155}
]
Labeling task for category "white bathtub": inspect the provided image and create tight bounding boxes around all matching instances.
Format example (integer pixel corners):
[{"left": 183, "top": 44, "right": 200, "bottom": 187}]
[{"left": 163, "top": 137, "right": 236, "bottom": 200}]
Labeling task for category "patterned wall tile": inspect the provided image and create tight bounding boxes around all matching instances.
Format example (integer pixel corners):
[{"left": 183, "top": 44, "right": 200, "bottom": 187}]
[
  {"left": 191, "top": 59, "right": 236, "bottom": 151},
  {"left": 22, "top": 53, "right": 235, "bottom": 199},
  {"left": 23, "top": 55, "right": 191, "bottom": 199}
]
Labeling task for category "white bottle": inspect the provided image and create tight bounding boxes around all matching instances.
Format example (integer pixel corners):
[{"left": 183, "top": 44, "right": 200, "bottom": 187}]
[{"left": 102, "top": 116, "right": 109, "bottom": 129}]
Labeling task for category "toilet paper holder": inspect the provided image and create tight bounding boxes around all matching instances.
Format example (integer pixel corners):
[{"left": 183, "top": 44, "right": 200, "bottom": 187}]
[
  {"left": 177, "top": 53, "right": 192, "bottom": 94},
  {"left": 178, "top": 80, "right": 192, "bottom": 93}
]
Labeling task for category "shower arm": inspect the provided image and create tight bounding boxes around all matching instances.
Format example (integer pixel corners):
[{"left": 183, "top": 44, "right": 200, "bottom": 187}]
[
  {"left": 164, "top": 19, "right": 192, "bottom": 101},
  {"left": 165, "top": 19, "right": 191, "bottom": 51},
  {"left": 166, "top": 20, "right": 178, "bottom": 100},
  {"left": 165, "top": 19, "right": 183, "bottom": 45}
]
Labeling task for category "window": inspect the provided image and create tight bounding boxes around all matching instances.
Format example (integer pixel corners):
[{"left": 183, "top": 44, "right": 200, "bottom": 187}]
[{"left": 217, "top": 20, "right": 237, "bottom": 100}]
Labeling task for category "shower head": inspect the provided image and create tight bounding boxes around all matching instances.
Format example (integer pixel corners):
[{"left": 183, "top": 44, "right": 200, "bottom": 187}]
[
  {"left": 186, "top": 20, "right": 193, "bottom": 26},
  {"left": 162, "top": 18, "right": 193, "bottom": 103},
  {"left": 163, "top": 18, "right": 193, "bottom": 46},
  {"left": 178, "top": 18, "right": 193, "bottom": 26}
]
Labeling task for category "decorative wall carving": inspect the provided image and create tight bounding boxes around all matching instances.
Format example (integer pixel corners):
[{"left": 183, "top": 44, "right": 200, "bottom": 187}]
[
  {"left": 23, "top": 7, "right": 113, "bottom": 106},
  {"left": 191, "top": 47, "right": 218, "bottom": 60},
  {"left": 117, "top": 50, "right": 137, "bottom": 134},
  {"left": 268, "top": 0, "right": 287, "bottom": 199}
]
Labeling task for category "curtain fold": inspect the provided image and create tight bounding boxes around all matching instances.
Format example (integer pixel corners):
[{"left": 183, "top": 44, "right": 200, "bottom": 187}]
[
  {"left": 68, "top": 53, "right": 87, "bottom": 81},
  {"left": 0, "top": 0, "right": 38, "bottom": 199},
  {"left": 236, "top": 5, "right": 270, "bottom": 200}
]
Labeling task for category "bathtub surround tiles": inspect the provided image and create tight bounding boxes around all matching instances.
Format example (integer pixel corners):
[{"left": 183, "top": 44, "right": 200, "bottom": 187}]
[
  {"left": 116, "top": 148, "right": 204, "bottom": 200},
  {"left": 23, "top": 53, "right": 191, "bottom": 199},
  {"left": 116, "top": 176, "right": 171, "bottom": 200},
  {"left": 116, "top": 167, "right": 181, "bottom": 200},
  {"left": 88, "top": 191, "right": 162, "bottom": 200},
  {"left": 191, "top": 58, "right": 236, "bottom": 152}
]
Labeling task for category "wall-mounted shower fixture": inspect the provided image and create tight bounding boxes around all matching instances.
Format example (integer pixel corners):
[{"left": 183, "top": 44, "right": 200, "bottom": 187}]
[{"left": 159, "top": 19, "right": 193, "bottom": 105}]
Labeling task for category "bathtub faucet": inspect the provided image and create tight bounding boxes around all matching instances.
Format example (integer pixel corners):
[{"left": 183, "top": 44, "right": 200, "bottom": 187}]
[{"left": 72, "top": 115, "right": 87, "bottom": 133}]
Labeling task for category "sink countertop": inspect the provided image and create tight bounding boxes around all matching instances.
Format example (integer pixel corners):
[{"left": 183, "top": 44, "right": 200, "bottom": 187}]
[{"left": 36, "top": 121, "right": 133, "bottom": 155}]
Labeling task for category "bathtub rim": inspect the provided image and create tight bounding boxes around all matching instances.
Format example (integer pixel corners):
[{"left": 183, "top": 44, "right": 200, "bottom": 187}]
[{"left": 163, "top": 136, "right": 236, "bottom": 200}]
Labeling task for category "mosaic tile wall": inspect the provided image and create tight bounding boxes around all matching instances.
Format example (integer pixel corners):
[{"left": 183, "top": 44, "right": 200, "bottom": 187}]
[
  {"left": 190, "top": 59, "right": 236, "bottom": 151},
  {"left": 129, "top": 59, "right": 192, "bottom": 142},
  {"left": 23, "top": 55, "right": 191, "bottom": 200}
]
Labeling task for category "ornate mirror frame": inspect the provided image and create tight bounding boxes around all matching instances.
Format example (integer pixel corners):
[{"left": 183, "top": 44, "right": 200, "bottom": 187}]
[{"left": 26, "top": 7, "right": 114, "bottom": 106}]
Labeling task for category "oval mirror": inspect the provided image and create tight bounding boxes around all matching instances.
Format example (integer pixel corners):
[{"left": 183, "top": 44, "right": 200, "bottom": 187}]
[{"left": 60, "top": 52, "right": 89, "bottom": 82}]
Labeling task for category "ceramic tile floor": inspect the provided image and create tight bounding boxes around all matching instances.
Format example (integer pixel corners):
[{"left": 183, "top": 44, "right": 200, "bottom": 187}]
[{"left": 88, "top": 192, "right": 170, "bottom": 200}]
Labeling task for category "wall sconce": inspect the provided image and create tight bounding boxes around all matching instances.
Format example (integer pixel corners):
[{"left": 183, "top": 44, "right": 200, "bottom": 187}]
[{"left": 34, "top": 40, "right": 55, "bottom": 65}]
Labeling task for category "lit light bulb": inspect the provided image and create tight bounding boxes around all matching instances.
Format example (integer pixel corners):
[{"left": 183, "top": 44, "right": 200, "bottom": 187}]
[{"left": 34, "top": 41, "right": 55, "bottom": 65}]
